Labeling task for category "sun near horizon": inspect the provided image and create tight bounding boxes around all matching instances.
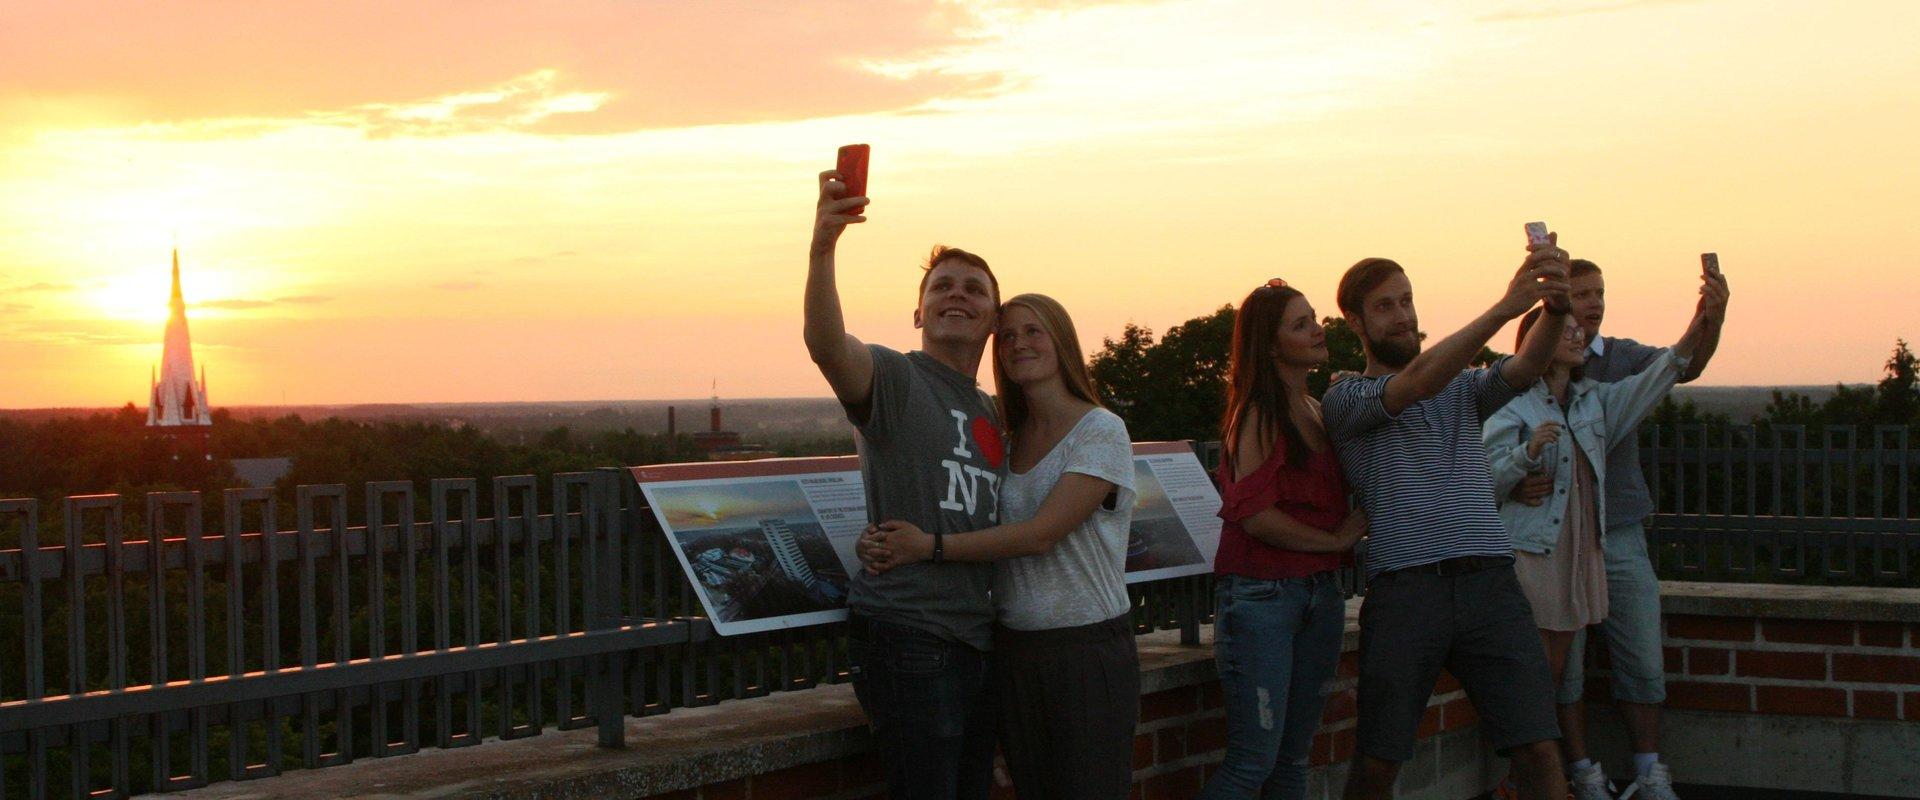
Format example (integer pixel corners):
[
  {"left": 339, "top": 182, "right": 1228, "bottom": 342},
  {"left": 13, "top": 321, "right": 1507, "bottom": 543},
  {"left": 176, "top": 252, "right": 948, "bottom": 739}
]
[{"left": 2, "top": 1, "right": 1916, "bottom": 409}]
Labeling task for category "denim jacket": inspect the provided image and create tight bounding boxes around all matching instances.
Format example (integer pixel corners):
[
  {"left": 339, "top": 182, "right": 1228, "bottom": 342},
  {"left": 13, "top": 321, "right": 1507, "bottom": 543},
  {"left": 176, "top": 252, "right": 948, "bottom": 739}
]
[{"left": 1484, "top": 349, "right": 1689, "bottom": 554}]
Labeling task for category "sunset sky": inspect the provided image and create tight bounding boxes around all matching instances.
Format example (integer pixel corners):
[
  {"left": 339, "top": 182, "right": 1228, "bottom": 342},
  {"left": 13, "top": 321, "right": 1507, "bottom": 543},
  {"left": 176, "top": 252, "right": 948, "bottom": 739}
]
[{"left": 3, "top": 1, "right": 1915, "bottom": 408}]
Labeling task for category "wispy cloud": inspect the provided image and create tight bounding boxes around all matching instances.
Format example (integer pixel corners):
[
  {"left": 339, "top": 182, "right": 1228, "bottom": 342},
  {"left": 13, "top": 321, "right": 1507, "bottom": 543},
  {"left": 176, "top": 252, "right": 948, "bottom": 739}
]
[
  {"left": 196, "top": 295, "right": 333, "bottom": 311},
  {"left": 11, "top": 281, "right": 74, "bottom": 292},
  {"left": 433, "top": 281, "right": 482, "bottom": 291},
  {"left": 1478, "top": 0, "right": 1704, "bottom": 23},
  {"left": 0, "top": 302, "right": 30, "bottom": 313}
]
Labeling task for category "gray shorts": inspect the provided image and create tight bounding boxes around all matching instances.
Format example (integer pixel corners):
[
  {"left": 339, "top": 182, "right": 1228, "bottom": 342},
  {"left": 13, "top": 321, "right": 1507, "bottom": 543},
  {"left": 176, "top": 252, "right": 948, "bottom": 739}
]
[
  {"left": 1560, "top": 520, "right": 1668, "bottom": 705},
  {"left": 1356, "top": 558, "right": 1561, "bottom": 761}
]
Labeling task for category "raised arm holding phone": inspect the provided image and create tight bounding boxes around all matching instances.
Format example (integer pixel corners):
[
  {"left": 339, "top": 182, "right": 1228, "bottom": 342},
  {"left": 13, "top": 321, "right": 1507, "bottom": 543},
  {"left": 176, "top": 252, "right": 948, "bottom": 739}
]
[
  {"left": 803, "top": 146, "right": 1009, "bottom": 800},
  {"left": 1322, "top": 231, "right": 1575, "bottom": 800}
]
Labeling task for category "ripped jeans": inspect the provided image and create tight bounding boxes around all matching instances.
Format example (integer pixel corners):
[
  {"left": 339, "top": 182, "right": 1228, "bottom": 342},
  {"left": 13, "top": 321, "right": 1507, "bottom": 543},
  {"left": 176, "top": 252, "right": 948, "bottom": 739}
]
[{"left": 1201, "top": 572, "right": 1346, "bottom": 800}]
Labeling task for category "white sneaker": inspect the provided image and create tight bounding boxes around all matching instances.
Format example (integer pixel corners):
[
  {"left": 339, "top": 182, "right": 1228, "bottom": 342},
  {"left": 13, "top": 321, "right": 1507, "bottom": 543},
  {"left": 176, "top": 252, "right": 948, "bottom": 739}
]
[
  {"left": 1570, "top": 762, "right": 1616, "bottom": 800},
  {"left": 1618, "top": 762, "right": 1680, "bottom": 800}
]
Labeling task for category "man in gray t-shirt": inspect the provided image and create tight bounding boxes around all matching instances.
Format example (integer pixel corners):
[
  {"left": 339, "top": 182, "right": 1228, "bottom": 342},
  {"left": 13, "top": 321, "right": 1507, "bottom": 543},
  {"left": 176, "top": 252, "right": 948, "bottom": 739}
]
[{"left": 804, "top": 164, "right": 1004, "bottom": 800}]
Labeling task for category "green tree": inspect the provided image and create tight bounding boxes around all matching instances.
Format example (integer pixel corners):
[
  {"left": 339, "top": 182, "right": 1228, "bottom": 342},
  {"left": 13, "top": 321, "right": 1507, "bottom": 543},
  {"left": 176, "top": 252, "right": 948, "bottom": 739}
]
[
  {"left": 1759, "top": 337, "right": 1917, "bottom": 428},
  {"left": 1090, "top": 310, "right": 1510, "bottom": 442},
  {"left": 1875, "top": 338, "right": 1918, "bottom": 423},
  {"left": 1089, "top": 306, "right": 1235, "bottom": 442}
]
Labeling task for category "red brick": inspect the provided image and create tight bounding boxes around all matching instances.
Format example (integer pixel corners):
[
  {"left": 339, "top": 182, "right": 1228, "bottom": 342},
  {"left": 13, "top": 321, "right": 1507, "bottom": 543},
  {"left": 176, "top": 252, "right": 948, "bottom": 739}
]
[
  {"left": 1321, "top": 688, "right": 1357, "bottom": 723},
  {"left": 1198, "top": 681, "right": 1224, "bottom": 710},
  {"left": 1331, "top": 729, "right": 1356, "bottom": 763},
  {"left": 1129, "top": 785, "right": 1144, "bottom": 800},
  {"left": 1907, "top": 692, "right": 1920, "bottom": 721},
  {"left": 1434, "top": 670, "right": 1461, "bottom": 693},
  {"left": 841, "top": 752, "right": 884, "bottom": 783},
  {"left": 1667, "top": 615, "right": 1755, "bottom": 642},
  {"left": 1667, "top": 681, "right": 1751, "bottom": 713},
  {"left": 1415, "top": 704, "right": 1441, "bottom": 739},
  {"left": 1858, "top": 622, "right": 1907, "bottom": 648},
  {"left": 1663, "top": 646, "right": 1684, "bottom": 674},
  {"left": 1835, "top": 654, "right": 1920, "bottom": 685},
  {"left": 1854, "top": 690, "right": 1899, "bottom": 720},
  {"left": 1142, "top": 765, "right": 1201, "bottom": 799},
  {"left": 1440, "top": 697, "right": 1478, "bottom": 732},
  {"left": 1736, "top": 650, "right": 1828, "bottom": 680},
  {"left": 1686, "top": 648, "right": 1730, "bottom": 675},
  {"left": 1756, "top": 686, "right": 1847, "bottom": 718},
  {"left": 1133, "top": 733, "right": 1154, "bottom": 769},
  {"left": 1187, "top": 717, "right": 1227, "bottom": 755},
  {"left": 707, "top": 779, "right": 750, "bottom": 800},
  {"left": 1760, "top": 618, "right": 1851, "bottom": 646},
  {"left": 1157, "top": 726, "right": 1188, "bottom": 761},
  {"left": 702, "top": 779, "right": 748, "bottom": 800},
  {"left": 750, "top": 762, "right": 842, "bottom": 800},
  {"left": 1140, "top": 688, "right": 1197, "bottom": 722},
  {"left": 650, "top": 790, "right": 698, "bottom": 800}
]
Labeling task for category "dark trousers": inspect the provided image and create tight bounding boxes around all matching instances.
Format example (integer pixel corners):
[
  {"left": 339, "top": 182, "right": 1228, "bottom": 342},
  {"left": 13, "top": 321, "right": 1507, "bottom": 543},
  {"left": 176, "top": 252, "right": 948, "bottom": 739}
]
[
  {"left": 992, "top": 614, "right": 1141, "bottom": 800},
  {"left": 847, "top": 613, "right": 997, "bottom": 800}
]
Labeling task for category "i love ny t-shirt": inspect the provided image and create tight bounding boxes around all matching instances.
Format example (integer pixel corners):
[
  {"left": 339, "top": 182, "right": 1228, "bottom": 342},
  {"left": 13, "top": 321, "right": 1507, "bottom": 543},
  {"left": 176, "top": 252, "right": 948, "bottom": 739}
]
[{"left": 847, "top": 345, "right": 1006, "bottom": 650}]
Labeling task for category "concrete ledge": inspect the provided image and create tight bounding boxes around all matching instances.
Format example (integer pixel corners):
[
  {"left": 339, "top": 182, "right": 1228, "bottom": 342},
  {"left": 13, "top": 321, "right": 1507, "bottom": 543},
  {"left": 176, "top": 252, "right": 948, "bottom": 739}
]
[
  {"left": 1660, "top": 580, "right": 1920, "bottom": 622},
  {"left": 166, "top": 628, "right": 1220, "bottom": 800},
  {"left": 1584, "top": 709, "right": 1920, "bottom": 798}
]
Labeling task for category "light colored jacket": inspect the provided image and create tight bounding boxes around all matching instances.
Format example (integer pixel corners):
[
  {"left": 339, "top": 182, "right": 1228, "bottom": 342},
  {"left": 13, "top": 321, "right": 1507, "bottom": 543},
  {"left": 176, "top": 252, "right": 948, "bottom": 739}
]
[{"left": 1484, "top": 349, "right": 1689, "bottom": 554}]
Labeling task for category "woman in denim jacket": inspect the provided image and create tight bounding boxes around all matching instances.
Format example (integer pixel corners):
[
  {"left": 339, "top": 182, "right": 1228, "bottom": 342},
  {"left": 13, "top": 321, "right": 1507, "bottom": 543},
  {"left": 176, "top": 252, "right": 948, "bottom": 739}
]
[{"left": 1484, "top": 293, "right": 1717, "bottom": 693}]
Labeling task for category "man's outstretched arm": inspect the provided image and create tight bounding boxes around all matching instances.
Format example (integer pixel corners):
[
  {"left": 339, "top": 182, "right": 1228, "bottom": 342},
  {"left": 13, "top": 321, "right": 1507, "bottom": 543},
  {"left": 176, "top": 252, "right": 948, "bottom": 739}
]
[{"left": 804, "top": 169, "right": 876, "bottom": 414}]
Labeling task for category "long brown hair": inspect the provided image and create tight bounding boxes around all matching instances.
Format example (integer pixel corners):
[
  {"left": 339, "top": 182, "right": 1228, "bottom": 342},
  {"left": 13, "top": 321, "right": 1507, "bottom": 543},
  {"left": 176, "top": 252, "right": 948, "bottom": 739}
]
[
  {"left": 993, "top": 293, "right": 1103, "bottom": 437},
  {"left": 1221, "top": 282, "right": 1311, "bottom": 470}
]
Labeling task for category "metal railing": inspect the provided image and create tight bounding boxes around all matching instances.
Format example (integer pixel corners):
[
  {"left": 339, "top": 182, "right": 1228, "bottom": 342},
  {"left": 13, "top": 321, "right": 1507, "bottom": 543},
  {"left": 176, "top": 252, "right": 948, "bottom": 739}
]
[
  {"left": 0, "top": 469, "right": 1207, "bottom": 799},
  {"left": 1640, "top": 424, "right": 1918, "bottom": 584},
  {"left": 2, "top": 425, "right": 1913, "bottom": 798}
]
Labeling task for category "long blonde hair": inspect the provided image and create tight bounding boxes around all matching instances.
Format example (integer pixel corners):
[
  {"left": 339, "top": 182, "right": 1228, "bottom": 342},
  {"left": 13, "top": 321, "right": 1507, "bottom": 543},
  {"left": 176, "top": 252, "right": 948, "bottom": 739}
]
[{"left": 993, "top": 293, "right": 1104, "bottom": 436}]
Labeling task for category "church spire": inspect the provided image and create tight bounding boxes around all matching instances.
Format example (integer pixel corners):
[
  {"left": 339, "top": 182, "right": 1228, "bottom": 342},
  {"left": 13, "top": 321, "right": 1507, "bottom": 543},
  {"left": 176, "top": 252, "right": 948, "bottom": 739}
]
[{"left": 150, "top": 247, "right": 211, "bottom": 429}]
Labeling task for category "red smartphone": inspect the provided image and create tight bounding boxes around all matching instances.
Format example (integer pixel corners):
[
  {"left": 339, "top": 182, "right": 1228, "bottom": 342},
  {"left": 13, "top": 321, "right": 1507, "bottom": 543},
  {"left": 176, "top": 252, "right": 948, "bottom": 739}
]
[{"left": 836, "top": 144, "right": 869, "bottom": 215}]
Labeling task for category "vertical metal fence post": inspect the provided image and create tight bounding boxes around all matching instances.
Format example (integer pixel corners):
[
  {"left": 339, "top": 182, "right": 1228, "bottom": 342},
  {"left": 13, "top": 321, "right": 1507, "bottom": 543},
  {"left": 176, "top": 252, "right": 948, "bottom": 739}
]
[{"left": 588, "top": 469, "right": 627, "bottom": 749}]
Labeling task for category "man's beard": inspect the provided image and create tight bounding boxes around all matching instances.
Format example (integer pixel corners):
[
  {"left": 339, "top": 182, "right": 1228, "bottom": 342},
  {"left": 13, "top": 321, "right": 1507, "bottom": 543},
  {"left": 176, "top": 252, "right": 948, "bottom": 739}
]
[{"left": 1367, "top": 332, "right": 1422, "bottom": 370}]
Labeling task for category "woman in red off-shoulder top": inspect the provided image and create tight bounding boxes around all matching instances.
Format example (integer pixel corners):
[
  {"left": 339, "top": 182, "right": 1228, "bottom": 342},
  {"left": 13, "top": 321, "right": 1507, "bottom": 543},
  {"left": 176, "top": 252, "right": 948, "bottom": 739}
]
[{"left": 1201, "top": 280, "right": 1367, "bottom": 800}]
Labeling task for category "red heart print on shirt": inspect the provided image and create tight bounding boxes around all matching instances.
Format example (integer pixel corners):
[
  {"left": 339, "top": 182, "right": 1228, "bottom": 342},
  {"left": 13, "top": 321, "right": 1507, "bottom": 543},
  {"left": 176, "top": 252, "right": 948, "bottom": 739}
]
[{"left": 971, "top": 416, "right": 1005, "bottom": 468}]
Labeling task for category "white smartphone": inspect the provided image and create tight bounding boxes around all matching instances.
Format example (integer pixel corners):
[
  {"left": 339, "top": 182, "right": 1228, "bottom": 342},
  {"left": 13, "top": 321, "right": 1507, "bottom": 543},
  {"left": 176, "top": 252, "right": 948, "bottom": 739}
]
[
  {"left": 1524, "top": 221, "right": 1550, "bottom": 248},
  {"left": 1701, "top": 252, "right": 1720, "bottom": 275}
]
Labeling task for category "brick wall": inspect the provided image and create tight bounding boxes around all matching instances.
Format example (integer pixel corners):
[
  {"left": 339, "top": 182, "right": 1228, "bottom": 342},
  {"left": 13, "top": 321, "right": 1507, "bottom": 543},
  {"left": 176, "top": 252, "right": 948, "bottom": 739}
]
[
  {"left": 1581, "top": 609, "right": 1920, "bottom": 723},
  {"left": 648, "top": 638, "right": 1490, "bottom": 800}
]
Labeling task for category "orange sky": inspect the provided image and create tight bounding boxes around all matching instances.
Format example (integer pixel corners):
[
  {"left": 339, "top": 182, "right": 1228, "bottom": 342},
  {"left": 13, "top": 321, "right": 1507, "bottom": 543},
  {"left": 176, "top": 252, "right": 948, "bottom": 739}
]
[{"left": 2, "top": 0, "right": 1916, "bottom": 408}]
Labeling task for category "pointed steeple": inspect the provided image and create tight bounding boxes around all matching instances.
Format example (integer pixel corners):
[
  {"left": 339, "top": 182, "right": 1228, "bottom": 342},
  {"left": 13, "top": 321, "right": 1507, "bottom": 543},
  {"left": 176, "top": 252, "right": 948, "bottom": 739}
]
[{"left": 150, "top": 247, "right": 212, "bottom": 428}]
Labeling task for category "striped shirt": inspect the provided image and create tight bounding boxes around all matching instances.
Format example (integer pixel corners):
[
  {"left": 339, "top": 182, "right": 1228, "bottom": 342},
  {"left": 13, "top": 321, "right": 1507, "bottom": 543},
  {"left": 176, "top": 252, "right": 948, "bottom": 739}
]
[{"left": 1323, "top": 362, "right": 1525, "bottom": 577}]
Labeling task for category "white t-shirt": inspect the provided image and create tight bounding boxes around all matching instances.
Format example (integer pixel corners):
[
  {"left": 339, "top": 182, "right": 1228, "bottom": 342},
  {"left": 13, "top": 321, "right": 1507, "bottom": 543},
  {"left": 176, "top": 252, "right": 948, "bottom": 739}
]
[{"left": 992, "top": 407, "right": 1136, "bottom": 631}]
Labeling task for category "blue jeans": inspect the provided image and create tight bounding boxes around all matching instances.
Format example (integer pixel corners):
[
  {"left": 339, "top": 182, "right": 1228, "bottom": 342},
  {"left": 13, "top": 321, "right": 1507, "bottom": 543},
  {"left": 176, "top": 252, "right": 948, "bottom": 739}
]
[
  {"left": 1560, "top": 520, "right": 1668, "bottom": 705},
  {"left": 846, "top": 613, "right": 997, "bottom": 800},
  {"left": 1201, "top": 572, "right": 1346, "bottom": 800}
]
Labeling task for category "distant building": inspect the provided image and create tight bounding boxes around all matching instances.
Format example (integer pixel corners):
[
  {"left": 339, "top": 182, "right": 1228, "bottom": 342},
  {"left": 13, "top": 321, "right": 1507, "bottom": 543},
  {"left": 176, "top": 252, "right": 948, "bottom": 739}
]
[
  {"left": 147, "top": 249, "right": 212, "bottom": 460},
  {"left": 689, "top": 388, "right": 777, "bottom": 461},
  {"left": 759, "top": 518, "right": 816, "bottom": 589}
]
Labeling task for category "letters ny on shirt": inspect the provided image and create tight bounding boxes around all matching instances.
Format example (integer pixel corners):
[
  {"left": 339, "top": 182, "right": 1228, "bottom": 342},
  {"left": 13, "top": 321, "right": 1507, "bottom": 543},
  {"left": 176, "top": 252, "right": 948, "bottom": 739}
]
[{"left": 940, "top": 408, "right": 1002, "bottom": 522}]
